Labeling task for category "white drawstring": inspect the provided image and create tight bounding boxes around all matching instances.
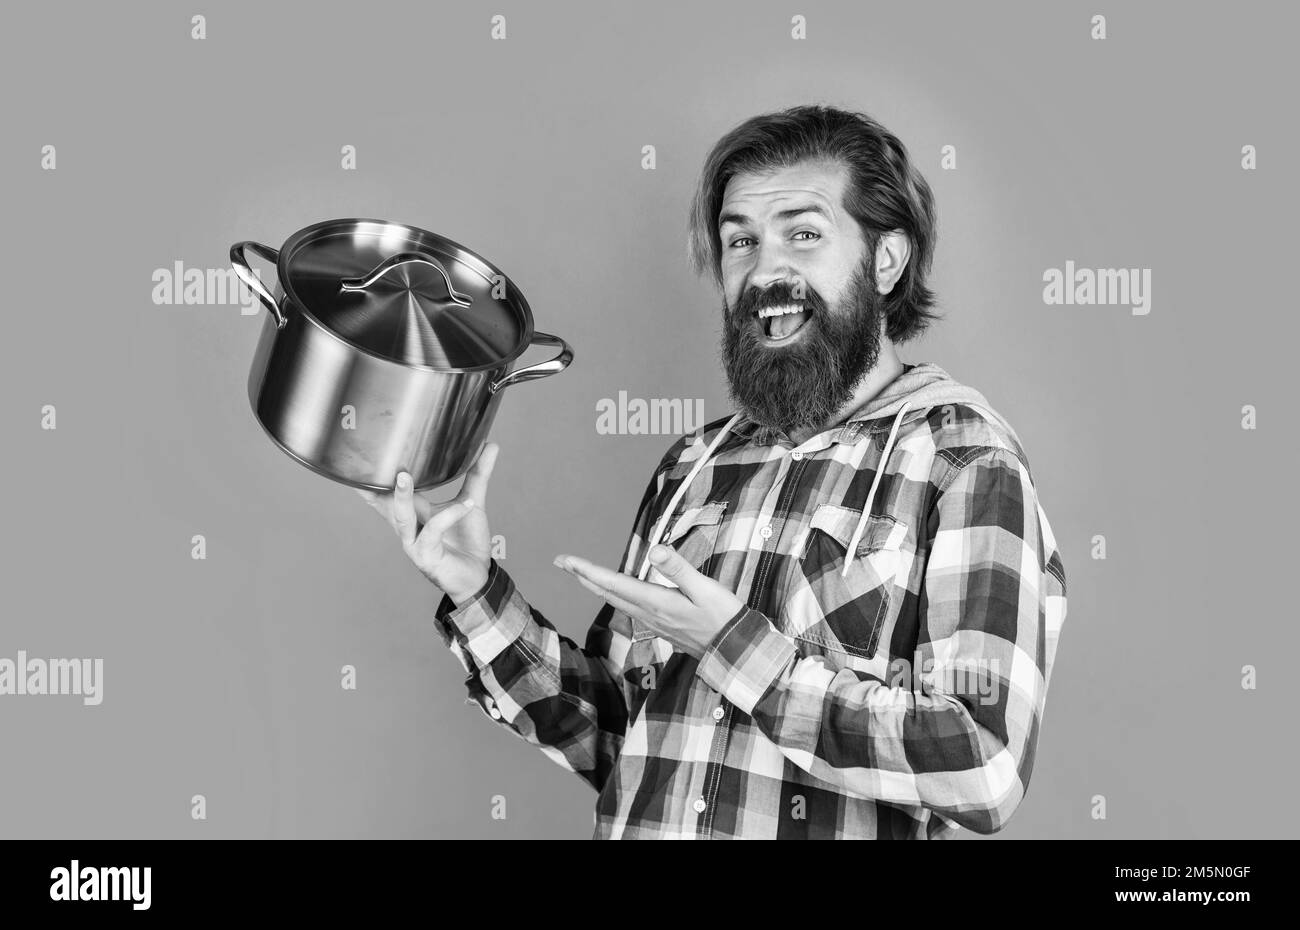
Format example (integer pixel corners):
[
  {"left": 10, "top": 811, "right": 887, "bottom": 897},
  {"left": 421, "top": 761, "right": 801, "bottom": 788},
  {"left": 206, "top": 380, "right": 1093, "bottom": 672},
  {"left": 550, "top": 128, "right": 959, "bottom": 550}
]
[
  {"left": 635, "top": 413, "right": 745, "bottom": 582},
  {"left": 842, "top": 402, "right": 913, "bottom": 576},
  {"left": 634, "top": 402, "right": 917, "bottom": 584}
]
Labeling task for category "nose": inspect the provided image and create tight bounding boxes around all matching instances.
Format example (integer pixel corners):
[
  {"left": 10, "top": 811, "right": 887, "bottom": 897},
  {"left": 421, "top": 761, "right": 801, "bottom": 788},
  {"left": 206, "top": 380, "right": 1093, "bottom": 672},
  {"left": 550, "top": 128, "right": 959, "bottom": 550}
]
[{"left": 748, "top": 239, "right": 802, "bottom": 294}]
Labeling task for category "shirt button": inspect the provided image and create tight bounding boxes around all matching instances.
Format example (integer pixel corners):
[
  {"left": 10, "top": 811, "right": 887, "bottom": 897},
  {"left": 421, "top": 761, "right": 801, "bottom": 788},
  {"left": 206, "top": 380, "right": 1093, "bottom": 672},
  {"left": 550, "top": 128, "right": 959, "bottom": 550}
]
[
  {"left": 759, "top": 525, "right": 773, "bottom": 539},
  {"left": 791, "top": 450, "right": 804, "bottom": 460},
  {"left": 712, "top": 706, "right": 725, "bottom": 720},
  {"left": 487, "top": 702, "right": 502, "bottom": 719},
  {"left": 693, "top": 798, "right": 707, "bottom": 813}
]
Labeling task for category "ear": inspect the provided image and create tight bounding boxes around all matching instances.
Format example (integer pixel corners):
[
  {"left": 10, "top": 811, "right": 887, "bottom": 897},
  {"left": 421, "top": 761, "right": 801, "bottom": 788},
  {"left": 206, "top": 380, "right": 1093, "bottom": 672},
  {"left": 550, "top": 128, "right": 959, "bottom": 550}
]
[{"left": 873, "top": 229, "right": 911, "bottom": 296}]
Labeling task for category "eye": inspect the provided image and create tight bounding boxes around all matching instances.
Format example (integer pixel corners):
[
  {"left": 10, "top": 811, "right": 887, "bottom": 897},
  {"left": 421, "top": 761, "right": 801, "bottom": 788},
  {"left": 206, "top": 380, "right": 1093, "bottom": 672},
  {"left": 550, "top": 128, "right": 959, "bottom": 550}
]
[
  {"left": 793, "top": 230, "right": 821, "bottom": 242},
  {"left": 728, "top": 236, "right": 755, "bottom": 249}
]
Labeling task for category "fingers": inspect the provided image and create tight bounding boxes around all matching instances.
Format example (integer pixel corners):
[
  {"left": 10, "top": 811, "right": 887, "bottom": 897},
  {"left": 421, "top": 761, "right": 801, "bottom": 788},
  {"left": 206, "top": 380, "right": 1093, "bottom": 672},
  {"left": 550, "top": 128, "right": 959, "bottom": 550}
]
[
  {"left": 416, "top": 496, "right": 476, "bottom": 545},
  {"left": 641, "top": 546, "right": 708, "bottom": 601},
  {"left": 362, "top": 473, "right": 443, "bottom": 540},
  {"left": 569, "top": 570, "right": 643, "bottom": 619},
  {"left": 392, "top": 472, "right": 418, "bottom": 547},
  {"left": 557, "top": 554, "right": 680, "bottom": 617},
  {"left": 460, "top": 442, "right": 500, "bottom": 512},
  {"left": 409, "top": 490, "right": 438, "bottom": 524}
]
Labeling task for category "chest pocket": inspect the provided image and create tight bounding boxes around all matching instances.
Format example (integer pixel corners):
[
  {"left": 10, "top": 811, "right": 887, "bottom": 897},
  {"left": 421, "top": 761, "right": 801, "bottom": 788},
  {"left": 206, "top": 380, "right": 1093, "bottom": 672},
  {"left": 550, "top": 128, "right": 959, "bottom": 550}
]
[
  {"left": 779, "top": 503, "right": 910, "bottom": 668},
  {"left": 629, "top": 500, "right": 730, "bottom": 678},
  {"left": 644, "top": 500, "right": 729, "bottom": 589}
]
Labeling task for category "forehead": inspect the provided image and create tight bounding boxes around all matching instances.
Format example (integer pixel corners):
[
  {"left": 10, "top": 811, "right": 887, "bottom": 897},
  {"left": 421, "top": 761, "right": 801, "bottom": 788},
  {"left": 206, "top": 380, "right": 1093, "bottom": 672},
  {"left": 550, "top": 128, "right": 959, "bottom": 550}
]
[{"left": 719, "top": 159, "right": 849, "bottom": 221}]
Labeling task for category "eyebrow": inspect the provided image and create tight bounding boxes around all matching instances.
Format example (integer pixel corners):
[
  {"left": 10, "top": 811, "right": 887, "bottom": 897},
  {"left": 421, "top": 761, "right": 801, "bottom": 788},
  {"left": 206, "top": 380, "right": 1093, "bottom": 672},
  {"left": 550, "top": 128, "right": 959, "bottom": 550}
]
[{"left": 718, "top": 204, "right": 831, "bottom": 230}]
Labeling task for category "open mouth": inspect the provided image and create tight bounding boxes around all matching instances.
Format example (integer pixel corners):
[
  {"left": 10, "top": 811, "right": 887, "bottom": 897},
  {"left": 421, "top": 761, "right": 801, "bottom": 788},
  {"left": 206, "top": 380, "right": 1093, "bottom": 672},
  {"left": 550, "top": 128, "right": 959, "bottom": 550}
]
[{"left": 755, "top": 303, "right": 811, "bottom": 343}]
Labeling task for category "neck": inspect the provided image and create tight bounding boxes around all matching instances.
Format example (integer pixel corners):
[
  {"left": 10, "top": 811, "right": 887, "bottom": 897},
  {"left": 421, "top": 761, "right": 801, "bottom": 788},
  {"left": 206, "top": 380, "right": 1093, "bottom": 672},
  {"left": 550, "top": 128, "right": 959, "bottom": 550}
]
[{"left": 785, "top": 340, "right": 904, "bottom": 446}]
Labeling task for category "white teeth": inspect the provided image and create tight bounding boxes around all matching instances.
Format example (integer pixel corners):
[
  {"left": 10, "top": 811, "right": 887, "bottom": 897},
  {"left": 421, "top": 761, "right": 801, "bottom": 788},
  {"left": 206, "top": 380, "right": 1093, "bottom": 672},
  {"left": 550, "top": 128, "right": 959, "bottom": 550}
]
[{"left": 757, "top": 304, "right": 804, "bottom": 318}]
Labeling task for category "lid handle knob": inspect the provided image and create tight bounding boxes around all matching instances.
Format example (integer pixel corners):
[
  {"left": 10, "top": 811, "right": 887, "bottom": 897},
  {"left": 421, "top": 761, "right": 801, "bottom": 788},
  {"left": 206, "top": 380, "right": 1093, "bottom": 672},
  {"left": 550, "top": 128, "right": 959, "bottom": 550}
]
[{"left": 339, "top": 252, "right": 474, "bottom": 307}]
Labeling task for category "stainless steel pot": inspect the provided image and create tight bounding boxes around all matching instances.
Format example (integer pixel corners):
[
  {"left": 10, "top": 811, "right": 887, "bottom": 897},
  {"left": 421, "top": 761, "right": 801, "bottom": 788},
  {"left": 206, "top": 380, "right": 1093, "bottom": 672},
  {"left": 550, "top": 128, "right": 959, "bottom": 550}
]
[{"left": 231, "top": 218, "right": 573, "bottom": 491}]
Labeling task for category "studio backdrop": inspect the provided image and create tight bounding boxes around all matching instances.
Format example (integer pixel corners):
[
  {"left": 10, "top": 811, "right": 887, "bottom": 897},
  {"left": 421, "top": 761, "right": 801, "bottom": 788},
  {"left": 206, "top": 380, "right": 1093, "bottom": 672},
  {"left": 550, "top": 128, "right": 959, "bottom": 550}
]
[{"left": 1, "top": 0, "right": 1294, "bottom": 839}]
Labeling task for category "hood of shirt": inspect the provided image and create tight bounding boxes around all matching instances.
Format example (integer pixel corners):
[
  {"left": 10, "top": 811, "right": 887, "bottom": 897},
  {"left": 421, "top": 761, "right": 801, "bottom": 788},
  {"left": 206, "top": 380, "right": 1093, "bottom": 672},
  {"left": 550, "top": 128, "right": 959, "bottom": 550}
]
[
  {"left": 739, "top": 361, "right": 1022, "bottom": 453},
  {"left": 842, "top": 361, "right": 1024, "bottom": 450}
]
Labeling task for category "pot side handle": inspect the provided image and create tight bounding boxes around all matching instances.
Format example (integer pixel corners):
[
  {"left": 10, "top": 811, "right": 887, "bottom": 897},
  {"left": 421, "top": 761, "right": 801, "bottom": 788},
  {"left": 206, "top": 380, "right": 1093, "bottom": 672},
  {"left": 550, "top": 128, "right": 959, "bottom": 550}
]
[
  {"left": 231, "top": 241, "right": 287, "bottom": 329},
  {"left": 489, "top": 332, "right": 573, "bottom": 394}
]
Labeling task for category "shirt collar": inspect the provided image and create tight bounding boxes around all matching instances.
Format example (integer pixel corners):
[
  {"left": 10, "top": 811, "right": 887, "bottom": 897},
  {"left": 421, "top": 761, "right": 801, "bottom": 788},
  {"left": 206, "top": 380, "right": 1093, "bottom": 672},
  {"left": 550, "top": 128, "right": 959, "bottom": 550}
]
[{"left": 733, "top": 413, "right": 873, "bottom": 450}]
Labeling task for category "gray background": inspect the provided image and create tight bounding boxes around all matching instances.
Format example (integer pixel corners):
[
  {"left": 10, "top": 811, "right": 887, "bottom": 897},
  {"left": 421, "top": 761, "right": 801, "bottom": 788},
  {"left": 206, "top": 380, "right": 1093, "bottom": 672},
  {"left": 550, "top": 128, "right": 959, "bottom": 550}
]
[{"left": 1, "top": 0, "right": 1294, "bottom": 839}]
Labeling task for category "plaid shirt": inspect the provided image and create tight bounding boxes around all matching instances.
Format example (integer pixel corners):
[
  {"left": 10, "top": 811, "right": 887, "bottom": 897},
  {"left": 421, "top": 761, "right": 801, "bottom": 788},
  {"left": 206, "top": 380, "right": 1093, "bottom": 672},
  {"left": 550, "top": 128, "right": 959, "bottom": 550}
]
[{"left": 434, "top": 364, "right": 1068, "bottom": 839}]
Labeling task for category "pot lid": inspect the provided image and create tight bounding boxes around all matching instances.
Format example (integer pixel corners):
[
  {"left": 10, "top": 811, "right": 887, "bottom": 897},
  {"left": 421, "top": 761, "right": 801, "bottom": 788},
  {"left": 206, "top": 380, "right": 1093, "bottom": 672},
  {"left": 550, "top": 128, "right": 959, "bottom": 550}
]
[{"left": 278, "top": 219, "right": 529, "bottom": 369}]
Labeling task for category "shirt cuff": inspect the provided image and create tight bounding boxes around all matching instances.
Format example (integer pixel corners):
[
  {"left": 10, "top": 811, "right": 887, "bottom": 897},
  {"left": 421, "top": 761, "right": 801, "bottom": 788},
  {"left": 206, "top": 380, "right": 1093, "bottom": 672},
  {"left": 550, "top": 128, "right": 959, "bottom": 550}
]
[
  {"left": 434, "top": 560, "right": 498, "bottom": 640},
  {"left": 433, "top": 559, "right": 531, "bottom": 666},
  {"left": 695, "top": 606, "right": 798, "bottom": 715}
]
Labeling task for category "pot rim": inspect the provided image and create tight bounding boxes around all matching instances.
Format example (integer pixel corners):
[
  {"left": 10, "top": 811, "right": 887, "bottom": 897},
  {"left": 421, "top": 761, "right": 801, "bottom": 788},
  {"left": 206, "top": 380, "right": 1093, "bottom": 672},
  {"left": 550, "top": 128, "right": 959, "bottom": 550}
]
[{"left": 275, "top": 217, "right": 536, "bottom": 375}]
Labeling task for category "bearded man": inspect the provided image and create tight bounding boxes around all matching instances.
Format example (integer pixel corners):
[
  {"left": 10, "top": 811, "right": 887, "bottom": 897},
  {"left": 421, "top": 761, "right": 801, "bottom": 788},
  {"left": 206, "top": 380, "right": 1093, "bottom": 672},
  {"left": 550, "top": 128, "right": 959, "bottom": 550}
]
[{"left": 361, "top": 104, "right": 1068, "bottom": 840}]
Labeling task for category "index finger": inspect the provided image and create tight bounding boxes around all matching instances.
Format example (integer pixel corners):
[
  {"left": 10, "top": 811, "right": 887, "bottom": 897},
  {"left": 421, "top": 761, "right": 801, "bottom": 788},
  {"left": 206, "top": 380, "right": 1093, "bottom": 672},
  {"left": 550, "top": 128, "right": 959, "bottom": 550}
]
[
  {"left": 391, "top": 473, "right": 418, "bottom": 547},
  {"left": 559, "top": 555, "right": 684, "bottom": 615},
  {"left": 355, "top": 484, "right": 436, "bottom": 523},
  {"left": 460, "top": 442, "right": 500, "bottom": 509}
]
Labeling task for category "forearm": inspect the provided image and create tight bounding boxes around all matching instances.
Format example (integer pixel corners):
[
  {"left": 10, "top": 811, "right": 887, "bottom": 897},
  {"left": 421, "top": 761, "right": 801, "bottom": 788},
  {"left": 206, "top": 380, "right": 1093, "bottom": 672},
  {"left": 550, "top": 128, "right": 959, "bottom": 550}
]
[
  {"left": 697, "top": 605, "right": 1044, "bottom": 835},
  {"left": 435, "top": 558, "right": 630, "bottom": 792}
]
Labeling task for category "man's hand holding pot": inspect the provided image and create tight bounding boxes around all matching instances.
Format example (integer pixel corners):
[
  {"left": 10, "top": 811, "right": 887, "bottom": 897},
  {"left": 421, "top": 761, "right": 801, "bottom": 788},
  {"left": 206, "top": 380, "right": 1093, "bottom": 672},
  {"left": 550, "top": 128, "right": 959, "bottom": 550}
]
[{"left": 356, "top": 441, "right": 500, "bottom": 606}]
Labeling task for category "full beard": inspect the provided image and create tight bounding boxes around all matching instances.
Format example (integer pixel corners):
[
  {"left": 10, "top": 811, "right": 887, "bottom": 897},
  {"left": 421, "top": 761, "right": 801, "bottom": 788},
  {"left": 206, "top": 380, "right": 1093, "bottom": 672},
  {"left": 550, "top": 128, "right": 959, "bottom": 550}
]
[{"left": 719, "top": 263, "right": 885, "bottom": 439}]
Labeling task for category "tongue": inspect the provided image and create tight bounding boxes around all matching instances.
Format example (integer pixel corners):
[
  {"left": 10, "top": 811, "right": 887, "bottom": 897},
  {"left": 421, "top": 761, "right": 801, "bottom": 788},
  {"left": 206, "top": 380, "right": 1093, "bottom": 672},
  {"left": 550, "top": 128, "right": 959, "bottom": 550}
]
[{"left": 769, "top": 309, "right": 808, "bottom": 339}]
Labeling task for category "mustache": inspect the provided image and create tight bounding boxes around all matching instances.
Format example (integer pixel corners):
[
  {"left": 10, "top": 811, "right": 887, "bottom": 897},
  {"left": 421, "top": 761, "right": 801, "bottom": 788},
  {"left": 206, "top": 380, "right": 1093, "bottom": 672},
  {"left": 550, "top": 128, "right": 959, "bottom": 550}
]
[{"left": 730, "top": 280, "right": 829, "bottom": 319}]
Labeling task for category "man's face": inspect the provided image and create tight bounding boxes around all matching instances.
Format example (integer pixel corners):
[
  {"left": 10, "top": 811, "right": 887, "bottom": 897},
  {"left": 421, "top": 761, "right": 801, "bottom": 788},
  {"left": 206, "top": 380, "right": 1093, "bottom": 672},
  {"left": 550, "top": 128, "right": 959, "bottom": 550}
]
[{"left": 718, "top": 160, "right": 886, "bottom": 438}]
